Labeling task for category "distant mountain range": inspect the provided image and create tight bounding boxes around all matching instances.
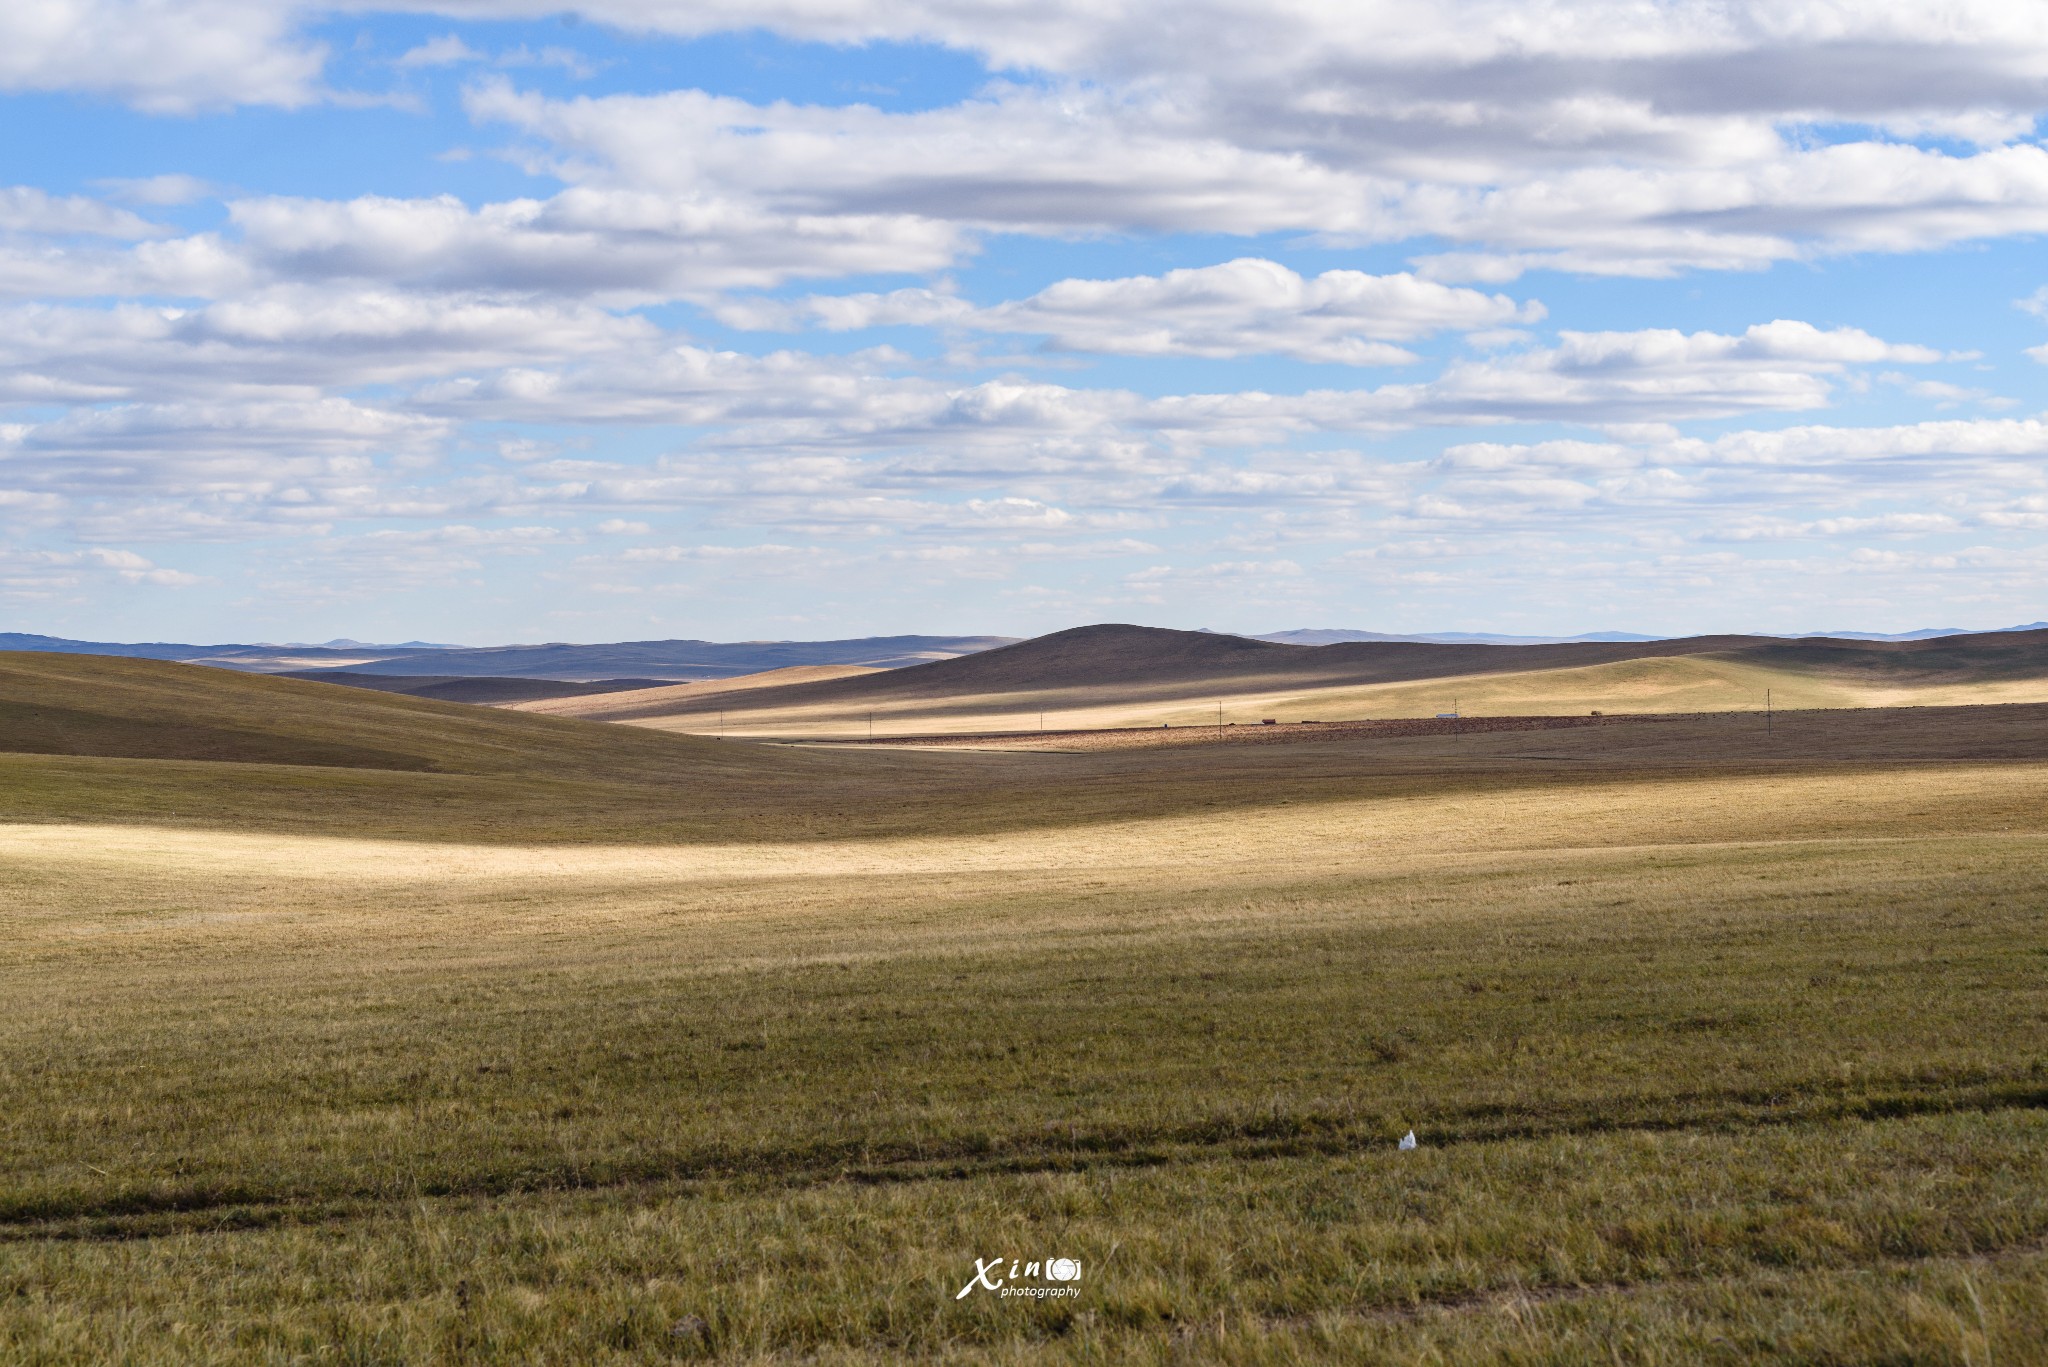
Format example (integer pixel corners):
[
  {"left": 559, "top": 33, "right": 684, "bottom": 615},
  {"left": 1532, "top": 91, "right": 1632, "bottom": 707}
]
[
  {"left": 0, "top": 632, "right": 1019, "bottom": 681},
  {"left": 280, "top": 638, "right": 462, "bottom": 649}
]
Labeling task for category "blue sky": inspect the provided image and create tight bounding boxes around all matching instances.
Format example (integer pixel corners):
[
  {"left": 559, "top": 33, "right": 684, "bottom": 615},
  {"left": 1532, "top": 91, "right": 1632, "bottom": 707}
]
[{"left": 5, "top": 3, "right": 2048, "bottom": 644}]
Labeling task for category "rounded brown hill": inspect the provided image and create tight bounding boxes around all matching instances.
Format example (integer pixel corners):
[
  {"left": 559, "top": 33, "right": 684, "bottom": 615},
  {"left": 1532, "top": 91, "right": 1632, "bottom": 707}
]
[{"left": 887, "top": 624, "right": 1300, "bottom": 692}]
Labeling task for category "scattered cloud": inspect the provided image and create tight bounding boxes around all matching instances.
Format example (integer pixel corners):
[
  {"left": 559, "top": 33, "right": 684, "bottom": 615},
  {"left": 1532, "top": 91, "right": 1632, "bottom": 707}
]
[
  {"left": 0, "top": 186, "right": 167, "bottom": 239},
  {"left": 395, "top": 34, "right": 481, "bottom": 69},
  {"left": 726, "top": 261, "right": 1542, "bottom": 365},
  {"left": 93, "top": 174, "right": 215, "bottom": 208},
  {"left": 225, "top": 190, "right": 967, "bottom": 297},
  {"left": 0, "top": 544, "right": 200, "bottom": 597}
]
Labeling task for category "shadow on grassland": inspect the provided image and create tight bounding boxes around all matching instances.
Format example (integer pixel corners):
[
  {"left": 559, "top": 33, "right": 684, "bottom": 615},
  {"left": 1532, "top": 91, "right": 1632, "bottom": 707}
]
[{"left": 6, "top": 650, "right": 2048, "bottom": 845}]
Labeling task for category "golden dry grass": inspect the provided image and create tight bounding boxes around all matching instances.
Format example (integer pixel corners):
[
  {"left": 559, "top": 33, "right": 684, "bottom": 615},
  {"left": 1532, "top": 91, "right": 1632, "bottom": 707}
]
[
  {"left": 6, "top": 753, "right": 2048, "bottom": 1362},
  {"left": 7, "top": 757, "right": 2048, "bottom": 901}
]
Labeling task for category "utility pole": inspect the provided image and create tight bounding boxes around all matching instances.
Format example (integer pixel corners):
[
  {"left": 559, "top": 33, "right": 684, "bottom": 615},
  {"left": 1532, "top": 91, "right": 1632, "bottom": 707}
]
[
  {"left": 868, "top": 710, "right": 874, "bottom": 740},
  {"left": 1216, "top": 699, "right": 1223, "bottom": 741},
  {"left": 1766, "top": 688, "right": 1771, "bottom": 735}
]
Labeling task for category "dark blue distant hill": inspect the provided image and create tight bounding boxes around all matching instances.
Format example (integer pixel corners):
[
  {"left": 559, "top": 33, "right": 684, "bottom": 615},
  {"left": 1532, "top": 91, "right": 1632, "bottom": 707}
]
[{"left": 0, "top": 632, "right": 1017, "bottom": 681}]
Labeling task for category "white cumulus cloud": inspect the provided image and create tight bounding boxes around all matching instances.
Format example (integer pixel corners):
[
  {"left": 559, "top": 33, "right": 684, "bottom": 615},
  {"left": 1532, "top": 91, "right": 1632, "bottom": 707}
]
[{"left": 730, "top": 260, "right": 1543, "bottom": 364}]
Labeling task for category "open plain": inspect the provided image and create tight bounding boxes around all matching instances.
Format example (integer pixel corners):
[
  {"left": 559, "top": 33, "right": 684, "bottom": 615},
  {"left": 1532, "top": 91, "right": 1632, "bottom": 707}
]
[{"left": 2, "top": 647, "right": 2047, "bottom": 1363}]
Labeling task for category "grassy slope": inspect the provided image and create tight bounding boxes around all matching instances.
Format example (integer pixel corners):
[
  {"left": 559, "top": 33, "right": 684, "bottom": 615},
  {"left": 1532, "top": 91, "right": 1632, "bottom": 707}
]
[
  {"left": 1247, "top": 633, "right": 2048, "bottom": 722},
  {"left": 0, "top": 650, "right": 752, "bottom": 775},
  {"left": 1250, "top": 652, "right": 1849, "bottom": 719},
  {"left": 0, "top": 652, "right": 1069, "bottom": 843}
]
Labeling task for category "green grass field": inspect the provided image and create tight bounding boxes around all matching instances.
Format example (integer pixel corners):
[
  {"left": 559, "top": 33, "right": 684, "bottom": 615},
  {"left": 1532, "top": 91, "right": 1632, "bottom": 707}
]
[{"left": 2, "top": 655, "right": 2046, "bottom": 1362}]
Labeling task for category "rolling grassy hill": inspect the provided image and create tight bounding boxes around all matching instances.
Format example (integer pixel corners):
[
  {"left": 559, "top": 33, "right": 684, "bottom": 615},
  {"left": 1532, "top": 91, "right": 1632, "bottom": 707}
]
[
  {"left": 0, "top": 651, "right": 977, "bottom": 843},
  {"left": 0, "top": 650, "right": 749, "bottom": 775},
  {"left": 545, "top": 622, "right": 2048, "bottom": 737}
]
